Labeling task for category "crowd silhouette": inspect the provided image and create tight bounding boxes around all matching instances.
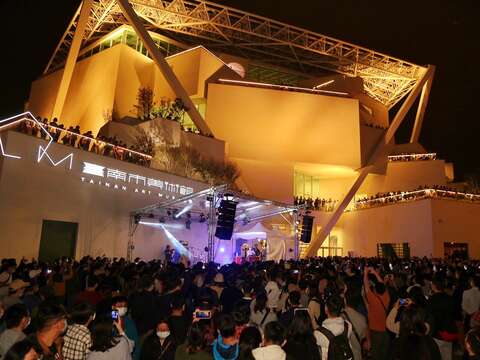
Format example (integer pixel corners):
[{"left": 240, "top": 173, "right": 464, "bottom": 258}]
[
  {"left": 2, "top": 255, "right": 480, "bottom": 360},
  {"left": 16, "top": 117, "right": 152, "bottom": 167}
]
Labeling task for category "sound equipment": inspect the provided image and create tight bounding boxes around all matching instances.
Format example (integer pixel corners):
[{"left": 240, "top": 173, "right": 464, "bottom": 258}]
[{"left": 215, "top": 199, "right": 237, "bottom": 240}]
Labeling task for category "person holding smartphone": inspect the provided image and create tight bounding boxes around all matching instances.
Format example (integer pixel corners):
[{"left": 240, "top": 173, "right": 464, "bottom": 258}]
[{"left": 87, "top": 315, "right": 133, "bottom": 360}]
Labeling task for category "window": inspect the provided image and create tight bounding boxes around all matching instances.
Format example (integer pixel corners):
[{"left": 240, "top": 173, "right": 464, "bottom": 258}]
[{"left": 377, "top": 243, "right": 410, "bottom": 258}]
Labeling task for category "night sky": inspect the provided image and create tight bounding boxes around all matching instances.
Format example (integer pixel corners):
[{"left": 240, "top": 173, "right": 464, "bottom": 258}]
[{"left": 1, "top": 0, "right": 478, "bottom": 180}]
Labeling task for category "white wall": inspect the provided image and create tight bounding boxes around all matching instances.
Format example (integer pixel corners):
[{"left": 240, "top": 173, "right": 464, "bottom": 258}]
[{"left": 0, "top": 131, "right": 208, "bottom": 261}]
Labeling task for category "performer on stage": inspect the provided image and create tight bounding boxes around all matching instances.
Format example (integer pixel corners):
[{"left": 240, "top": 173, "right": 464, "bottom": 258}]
[{"left": 164, "top": 244, "right": 174, "bottom": 263}]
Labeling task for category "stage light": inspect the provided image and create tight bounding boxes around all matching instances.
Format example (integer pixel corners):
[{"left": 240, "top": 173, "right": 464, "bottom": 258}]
[
  {"left": 219, "top": 247, "right": 225, "bottom": 253},
  {"left": 160, "top": 225, "right": 189, "bottom": 256},
  {"left": 167, "top": 210, "right": 172, "bottom": 216},
  {"left": 134, "top": 214, "right": 141, "bottom": 224},
  {"left": 159, "top": 216, "right": 165, "bottom": 223},
  {"left": 175, "top": 204, "right": 192, "bottom": 219},
  {"left": 224, "top": 193, "right": 235, "bottom": 201}
]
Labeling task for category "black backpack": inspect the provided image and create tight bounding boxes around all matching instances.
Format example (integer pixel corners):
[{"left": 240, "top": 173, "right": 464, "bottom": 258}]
[{"left": 317, "top": 322, "right": 354, "bottom": 360}]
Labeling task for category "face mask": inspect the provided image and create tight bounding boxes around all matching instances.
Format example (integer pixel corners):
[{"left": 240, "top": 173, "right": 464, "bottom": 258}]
[
  {"left": 117, "top": 307, "right": 128, "bottom": 317},
  {"left": 157, "top": 331, "right": 170, "bottom": 339}
]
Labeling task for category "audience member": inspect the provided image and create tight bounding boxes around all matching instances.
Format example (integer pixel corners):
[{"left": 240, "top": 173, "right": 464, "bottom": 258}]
[
  {"left": 252, "top": 321, "right": 286, "bottom": 360},
  {"left": 0, "top": 304, "right": 30, "bottom": 356},
  {"left": 140, "top": 318, "right": 175, "bottom": 360},
  {"left": 62, "top": 302, "right": 95, "bottom": 360},
  {"left": 87, "top": 316, "right": 134, "bottom": 360}
]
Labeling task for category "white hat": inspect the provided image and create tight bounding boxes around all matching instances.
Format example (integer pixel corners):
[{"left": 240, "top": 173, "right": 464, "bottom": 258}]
[{"left": 213, "top": 273, "right": 224, "bottom": 284}]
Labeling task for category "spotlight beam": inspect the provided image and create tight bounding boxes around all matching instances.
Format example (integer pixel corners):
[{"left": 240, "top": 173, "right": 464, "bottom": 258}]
[{"left": 175, "top": 204, "right": 193, "bottom": 218}]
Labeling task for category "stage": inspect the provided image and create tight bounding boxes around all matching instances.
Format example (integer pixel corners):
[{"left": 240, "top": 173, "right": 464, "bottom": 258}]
[{"left": 129, "top": 185, "right": 303, "bottom": 264}]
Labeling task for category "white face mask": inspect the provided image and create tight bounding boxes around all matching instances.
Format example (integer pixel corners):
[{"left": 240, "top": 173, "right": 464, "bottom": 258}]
[
  {"left": 117, "top": 307, "right": 128, "bottom": 317},
  {"left": 157, "top": 331, "right": 170, "bottom": 339}
]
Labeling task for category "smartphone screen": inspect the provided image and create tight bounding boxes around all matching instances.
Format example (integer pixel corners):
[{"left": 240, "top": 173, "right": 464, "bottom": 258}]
[
  {"left": 194, "top": 310, "right": 211, "bottom": 319},
  {"left": 111, "top": 310, "right": 119, "bottom": 320}
]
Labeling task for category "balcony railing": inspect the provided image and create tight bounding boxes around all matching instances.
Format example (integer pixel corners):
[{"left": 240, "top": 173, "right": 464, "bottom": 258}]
[
  {"left": 354, "top": 188, "right": 480, "bottom": 210},
  {"left": 388, "top": 153, "right": 437, "bottom": 162}
]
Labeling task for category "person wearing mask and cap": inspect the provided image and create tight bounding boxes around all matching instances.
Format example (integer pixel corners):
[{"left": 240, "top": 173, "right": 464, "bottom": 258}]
[
  {"left": 2, "top": 279, "right": 29, "bottom": 309},
  {"left": 140, "top": 319, "right": 175, "bottom": 360},
  {"left": 111, "top": 296, "right": 139, "bottom": 360},
  {"left": 62, "top": 302, "right": 95, "bottom": 360},
  {"left": 28, "top": 303, "right": 68, "bottom": 360},
  {"left": 0, "top": 304, "right": 30, "bottom": 356}
]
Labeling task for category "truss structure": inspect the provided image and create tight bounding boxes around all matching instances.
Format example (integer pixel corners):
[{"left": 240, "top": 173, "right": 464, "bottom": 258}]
[{"left": 46, "top": 0, "right": 426, "bottom": 108}]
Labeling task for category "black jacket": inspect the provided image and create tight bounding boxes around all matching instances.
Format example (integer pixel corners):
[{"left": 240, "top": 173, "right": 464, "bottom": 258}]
[{"left": 140, "top": 334, "right": 176, "bottom": 360}]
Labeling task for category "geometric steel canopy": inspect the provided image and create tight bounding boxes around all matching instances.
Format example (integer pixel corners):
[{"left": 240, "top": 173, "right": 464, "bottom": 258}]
[{"left": 46, "top": 0, "right": 427, "bottom": 108}]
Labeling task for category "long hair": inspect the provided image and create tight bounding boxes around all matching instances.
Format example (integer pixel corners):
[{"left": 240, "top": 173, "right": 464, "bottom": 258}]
[
  {"left": 398, "top": 306, "right": 428, "bottom": 338},
  {"left": 239, "top": 326, "right": 262, "bottom": 360},
  {"left": 186, "top": 321, "right": 212, "bottom": 354},
  {"left": 253, "top": 292, "right": 267, "bottom": 313},
  {"left": 394, "top": 306, "right": 433, "bottom": 360},
  {"left": 287, "top": 310, "right": 315, "bottom": 343},
  {"left": 90, "top": 317, "right": 120, "bottom": 352}
]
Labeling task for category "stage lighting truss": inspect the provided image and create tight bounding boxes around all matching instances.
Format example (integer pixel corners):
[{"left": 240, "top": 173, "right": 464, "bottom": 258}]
[{"left": 46, "top": 0, "right": 426, "bottom": 108}]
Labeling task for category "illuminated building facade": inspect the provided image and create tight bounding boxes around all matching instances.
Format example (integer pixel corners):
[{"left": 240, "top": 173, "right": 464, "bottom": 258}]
[{"left": 1, "top": 0, "right": 478, "bottom": 260}]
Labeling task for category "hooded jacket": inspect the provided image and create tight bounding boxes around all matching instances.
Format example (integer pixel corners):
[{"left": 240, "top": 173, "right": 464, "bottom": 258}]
[{"left": 213, "top": 336, "right": 239, "bottom": 360}]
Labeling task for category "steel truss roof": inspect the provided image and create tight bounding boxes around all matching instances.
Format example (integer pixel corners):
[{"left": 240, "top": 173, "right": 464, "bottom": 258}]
[{"left": 46, "top": 0, "right": 427, "bottom": 108}]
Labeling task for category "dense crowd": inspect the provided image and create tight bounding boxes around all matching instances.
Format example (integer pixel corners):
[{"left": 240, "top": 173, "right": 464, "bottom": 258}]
[
  {"left": 388, "top": 153, "right": 437, "bottom": 162},
  {"left": 2, "top": 255, "right": 480, "bottom": 360},
  {"left": 16, "top": 117, "right": 152, "bottom": 167},
  {"left": 294, "top": 197, "right": 338, "bottom": 212},
  {"left": 355, "top": 185, "right": 480, "bottom": 210}
]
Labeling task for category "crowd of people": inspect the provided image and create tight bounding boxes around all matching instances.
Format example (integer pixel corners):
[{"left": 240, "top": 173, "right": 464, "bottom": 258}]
[
  {"left": 388, "top": 153, "right": 437, "bottom": 162},
  {"left": 2, "top": 255, "right": 480, "bottom": 360},
  {"left": 16, "top": 117, "right": 152, "bottom": 167},
  {"left": 355, "top": 185, "right": 480, "bottom": 210},
  {"left": 294, "top": 197, "right": 338, "bottom": 212}
]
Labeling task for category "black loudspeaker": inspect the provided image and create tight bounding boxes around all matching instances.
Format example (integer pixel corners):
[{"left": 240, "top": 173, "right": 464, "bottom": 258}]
[
  {"left": 300, "top": 215, "right": 314, "bottom": 243},
  {"left": 215, "top": 200, "right": 237, "bottom": 240}
]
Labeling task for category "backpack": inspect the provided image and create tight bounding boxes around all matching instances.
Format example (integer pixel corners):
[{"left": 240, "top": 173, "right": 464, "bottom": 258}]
[{"left": 317, "top": 321, "right": 354, "bottom": 360}]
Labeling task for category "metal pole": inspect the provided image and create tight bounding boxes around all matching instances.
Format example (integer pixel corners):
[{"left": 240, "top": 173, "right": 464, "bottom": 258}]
[
  {"left": 207, "top": 191, "right": 217, "bottom": 263},
  {"left": 293, "top": 211, "right": 299, "bottom": 260},
  {"left": 127, "top": 215, "right": 135, "bottom": 262}
]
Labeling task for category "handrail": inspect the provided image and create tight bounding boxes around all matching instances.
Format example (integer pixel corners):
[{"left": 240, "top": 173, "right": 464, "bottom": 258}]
[{"left": 353, "top": 188, "right": 480, "bottom": 210}]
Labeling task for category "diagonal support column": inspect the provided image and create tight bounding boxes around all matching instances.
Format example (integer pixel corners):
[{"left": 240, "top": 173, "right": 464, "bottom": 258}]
[
  {"left": 410, "top": 66, "right": 435, "bottom": 143},
  {"left": 306, "top": 65, "right": 435, "bottom": 257},
  {"left": 51, "top": 0, "right": 93, "bottom": 120},
  {"left": 116, "top": 0, "right": 213, "bottom": 136}
]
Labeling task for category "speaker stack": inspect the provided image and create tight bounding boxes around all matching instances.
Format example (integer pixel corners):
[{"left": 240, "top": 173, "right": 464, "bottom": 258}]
[
  {"left": 215, "top": 199, "right": 238, "bottom": 240},
  {"left": 300, "top": 215, "right": 314, "bottom": 243}
]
